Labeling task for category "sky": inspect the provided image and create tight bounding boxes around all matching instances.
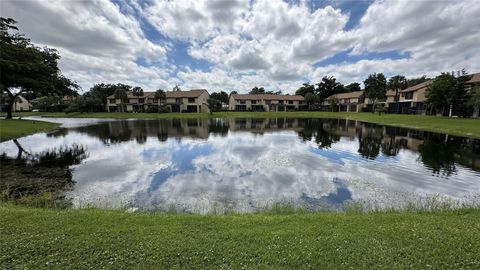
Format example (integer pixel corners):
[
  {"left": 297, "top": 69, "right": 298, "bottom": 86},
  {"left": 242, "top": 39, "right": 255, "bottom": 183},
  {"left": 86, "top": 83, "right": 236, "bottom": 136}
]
[{"left": 1, "top": 0, "right": 480, "bottom": 94}]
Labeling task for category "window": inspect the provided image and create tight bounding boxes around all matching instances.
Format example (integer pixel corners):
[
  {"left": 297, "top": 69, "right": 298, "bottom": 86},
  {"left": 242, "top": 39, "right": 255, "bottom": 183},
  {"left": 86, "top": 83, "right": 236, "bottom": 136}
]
[
  {"left": 252, "top": 100, "right": 257, "bottom": 104},
  {"left": 176, "top": 98, "right": 182, "bottom": 103},
  {"left": 240, "top": 100, "right": 246, "bottom": 105},
  {"left": 109, "top": 99, "right": 115, "bottom": 103},
  {"left": 188, "top": 98, "right": 195, "bottom": 103},
  {"left": 265, "top": 100, "right": 271, "bottom": 104},
  {"left": 139, "top": 98, "right": 145, "bottom": 103},
  {"left": 288, "top": 100, "right": 293, "bottom": 104},
  {"left": 279, "top": 100, "right": 284, "bottom": 104},
  {"left": 403, "top": 92, "right": 413, "bottom": 99}
]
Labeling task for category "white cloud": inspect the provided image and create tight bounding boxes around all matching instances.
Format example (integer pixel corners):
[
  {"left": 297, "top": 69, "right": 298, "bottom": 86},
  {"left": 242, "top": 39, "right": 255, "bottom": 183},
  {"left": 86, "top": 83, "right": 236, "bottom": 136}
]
[{"left": 2, "top": 0, "right": 479, "bottom": 93}]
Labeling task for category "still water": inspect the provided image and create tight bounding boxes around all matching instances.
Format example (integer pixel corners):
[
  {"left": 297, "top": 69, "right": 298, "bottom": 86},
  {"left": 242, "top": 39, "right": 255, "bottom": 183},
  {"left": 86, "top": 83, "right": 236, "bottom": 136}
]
[{"left": 1, "top": 117, "right": 479, "bottom": 212}]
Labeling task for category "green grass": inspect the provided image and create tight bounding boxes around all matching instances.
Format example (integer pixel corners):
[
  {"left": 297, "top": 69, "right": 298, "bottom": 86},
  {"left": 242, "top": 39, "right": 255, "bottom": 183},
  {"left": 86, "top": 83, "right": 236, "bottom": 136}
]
[
  {"left": 7, "top": 111, "right": 480, "bottom": 138},
  {"left": 1, "top": 204, "right": 479, "bottom": 269},
  {"left": 0, "top": 119, "right": 58, "bottom": 142}
]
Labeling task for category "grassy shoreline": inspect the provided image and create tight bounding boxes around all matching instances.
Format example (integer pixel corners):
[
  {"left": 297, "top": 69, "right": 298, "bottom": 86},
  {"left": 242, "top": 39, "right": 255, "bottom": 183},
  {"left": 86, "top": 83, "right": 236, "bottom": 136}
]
[
  {"left": 0, "top": 119, "right": 58, "bottom": 142},
  {"left": 1, "top": 203, "right": 479, "bottom": 269},
  {"left": 5, "top": 111, "right": 480, "bottom": 138}
]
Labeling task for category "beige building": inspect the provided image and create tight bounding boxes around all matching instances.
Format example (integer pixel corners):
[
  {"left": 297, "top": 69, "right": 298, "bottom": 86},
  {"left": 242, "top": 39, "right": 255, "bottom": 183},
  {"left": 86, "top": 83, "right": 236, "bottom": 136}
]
[
  {"left": 107, "top": 89, "right": 210, "bottom": 113},
  {"left": 324, "top": 91, "right": 365, "bottom": 112},
  {"left": 396, "top": 80, "right": 432, "bottom": 114},
  {"left": 12, "top": 96, "right": 32, "bottom": 112},
  {"left": 228, "top": 94, "right": 306, "bottom": 112}
]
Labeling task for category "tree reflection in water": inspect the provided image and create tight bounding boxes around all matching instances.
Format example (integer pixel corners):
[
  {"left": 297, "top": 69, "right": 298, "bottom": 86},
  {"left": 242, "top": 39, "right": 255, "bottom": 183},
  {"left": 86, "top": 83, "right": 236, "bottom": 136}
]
[
  {"left": 0, "top": 139, "right": 87, "bottom": 207},
  {"left": 40, "top": 117, "right": 480, "bottom": 176}
]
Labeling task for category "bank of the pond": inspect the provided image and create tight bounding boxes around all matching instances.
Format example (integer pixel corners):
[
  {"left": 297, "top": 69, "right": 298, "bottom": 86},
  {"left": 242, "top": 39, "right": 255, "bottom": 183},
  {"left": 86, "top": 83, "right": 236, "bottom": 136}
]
[
  {"left": 0, "top": 119, "right": 58, "bottom": 142},
  {"left": 4, "top": 111, "right": 480, "bottom": 138},
  {"left": 1, "top": 204, "right": 479, "bottom": 269}
]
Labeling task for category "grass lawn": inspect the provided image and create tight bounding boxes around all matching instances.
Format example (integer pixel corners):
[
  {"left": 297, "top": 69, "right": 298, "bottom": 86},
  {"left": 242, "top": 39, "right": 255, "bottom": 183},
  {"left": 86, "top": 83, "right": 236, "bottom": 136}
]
[
  {"left": 6, "top": 111, "right": 480, "bottom": 138},
  {"left": 0, "top": 119, "right": 58, "bottom": 142},
  {"left": 1, "top": 204, "right": 479, "bottom": 269}
]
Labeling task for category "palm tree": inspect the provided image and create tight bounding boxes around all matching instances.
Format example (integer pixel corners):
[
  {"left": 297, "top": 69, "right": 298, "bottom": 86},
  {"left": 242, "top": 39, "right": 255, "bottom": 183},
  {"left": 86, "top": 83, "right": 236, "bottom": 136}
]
[
  {"left": 304, "top": 92, "right": 318, "bottom": 111},
  {"left": 114, "top": 88, "right": 128, "bottom": 112},
  {"left": 132, "top": 87, "right": 144, "bottom": 112},
  {"left": 155, "top": 89, "right": 166, "bottom": 113},
  {"left": 387, "top": 75, "right": 407, "bottom": 102}
]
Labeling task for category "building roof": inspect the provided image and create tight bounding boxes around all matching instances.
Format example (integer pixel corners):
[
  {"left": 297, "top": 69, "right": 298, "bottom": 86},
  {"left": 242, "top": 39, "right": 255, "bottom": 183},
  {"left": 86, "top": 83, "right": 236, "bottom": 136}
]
[
  {"left": 326, "top": 91, "right": 364, "bottom": 100},
  {"left": 400, "top": 80, "right": 432, "bottom": 93},
  {"left": 166, "top": 89, "right": 208, "bottom": 98},
  {"left": 466, "top": 73, "right": 480, "bottom": 84},
  {"left": 386, "top": 90, "right": 396, "bottom": 96},
  {"left": 230, "top": 94, "right": 304, "bottom": 101},
  {"left": 108, "top": 89, "right": 208, "bottom": 99}
]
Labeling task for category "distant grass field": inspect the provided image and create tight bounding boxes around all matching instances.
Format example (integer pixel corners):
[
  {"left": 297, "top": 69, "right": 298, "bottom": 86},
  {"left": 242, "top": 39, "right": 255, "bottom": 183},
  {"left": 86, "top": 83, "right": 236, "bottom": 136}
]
[
  {"left": 5, "top": 111, "right": 480, "bottom": 138},
  {"left": 1, "top": 203, "right": 479, "bottom": 269},
  {"left": 0, "top": 119, "right": 58, "bottom": 142}
]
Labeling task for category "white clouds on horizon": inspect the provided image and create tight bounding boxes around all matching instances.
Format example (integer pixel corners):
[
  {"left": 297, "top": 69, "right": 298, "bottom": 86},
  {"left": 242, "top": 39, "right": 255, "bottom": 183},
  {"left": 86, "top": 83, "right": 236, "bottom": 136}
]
[{"left": 1, "top": 0, "right": 480, "bottom": 93}]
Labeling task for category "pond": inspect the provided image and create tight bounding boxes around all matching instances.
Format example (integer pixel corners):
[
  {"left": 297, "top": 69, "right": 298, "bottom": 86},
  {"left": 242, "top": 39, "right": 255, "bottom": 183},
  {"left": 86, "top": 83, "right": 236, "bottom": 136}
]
[{"left": 1, "top": 117, "right": 479, "bottom": 213}]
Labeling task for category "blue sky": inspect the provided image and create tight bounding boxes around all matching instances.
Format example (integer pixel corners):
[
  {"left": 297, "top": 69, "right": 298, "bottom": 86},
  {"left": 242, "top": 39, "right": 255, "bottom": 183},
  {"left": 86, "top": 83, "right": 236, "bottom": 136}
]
[{"left": 2, "top": 0, "right": 479, "bottom": 93}]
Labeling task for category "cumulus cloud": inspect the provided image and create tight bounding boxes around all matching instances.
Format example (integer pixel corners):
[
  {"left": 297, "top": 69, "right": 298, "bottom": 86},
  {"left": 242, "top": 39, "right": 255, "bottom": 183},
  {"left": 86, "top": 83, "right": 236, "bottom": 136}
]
[{"left": 1, "top": 0, "right": 479, "bottom": 93}]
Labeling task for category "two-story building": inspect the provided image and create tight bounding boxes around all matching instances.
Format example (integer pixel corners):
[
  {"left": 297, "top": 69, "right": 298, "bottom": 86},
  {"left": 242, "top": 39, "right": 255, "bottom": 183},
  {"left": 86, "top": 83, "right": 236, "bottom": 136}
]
[
  {"left": 228, "top": 94, "right": 306, "bottom": 112},
  {"left": 397, "top": 80, "right": 431, "bottom": 114},
  {"left": 324, "top": 91, "right": 365, "bottom": 112},
  {"left": 106, "top": 89, "right": 210, "bottom": 113}
]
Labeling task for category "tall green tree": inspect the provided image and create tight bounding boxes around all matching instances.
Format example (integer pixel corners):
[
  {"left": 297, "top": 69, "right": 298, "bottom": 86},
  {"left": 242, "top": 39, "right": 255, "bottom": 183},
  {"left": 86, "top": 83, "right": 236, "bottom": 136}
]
[
  {"left": 207, "top": 98, "right": 222, "bottom": 113},
  {"left": 249, "top": 86, "right": 265, "bottom": 94},
  {"left": 363, "top": 73, "right": 387, "bottom": 113},
  {"left": 343, "top": 82, "right": 361, "bottom": 92},
  {"left": 210, "top": 91, "right": 229, "bottom": 104},
  {"left": 114, "top": 88, "right": 128, "bottom": 113},
  {"left": 425, "top": 73, "right": 457, "bottom": 116},
  {"left": 407, "top": 75, "right": 429, "bottom": 87},
  {"left": 295, "top": 83, "right": 315, "bottom": 96},
  {"left": 304, "top": 92, "right": 318, "bottom": 110},
  {"left": 132, "top": 86, "right": 143, "bottom": 98},
  {"left": 0, "top": 18, "right": 78, "bottom": 118},
  {"left": 154, "top": 89, "right": 166, "bottom": 113},
  {"left": 387, "top": 75, "right": 407, "bottom": 101},
  {"left": 315, "top": 76, "right": 344, "bottom": 102}
]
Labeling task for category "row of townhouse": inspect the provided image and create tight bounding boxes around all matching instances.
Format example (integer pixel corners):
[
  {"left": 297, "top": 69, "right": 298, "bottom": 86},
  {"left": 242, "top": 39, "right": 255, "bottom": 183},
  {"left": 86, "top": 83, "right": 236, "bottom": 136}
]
[
  {"left": 324, "top": 81, "right": 432, "bottom": 114},
  {"left": 324, "top": 73, "right": 480, "bottom": 114},
  {"left": 107, "top": 89, "right": 210, "bottom": 113},
  {"left": 228, "top": 94, "right": 306, "bottom": 112}
]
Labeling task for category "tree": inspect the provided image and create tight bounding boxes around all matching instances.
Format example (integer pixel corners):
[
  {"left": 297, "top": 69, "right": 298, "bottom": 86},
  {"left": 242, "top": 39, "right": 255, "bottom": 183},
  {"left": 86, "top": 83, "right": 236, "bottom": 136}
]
[
  {"left": 114, "top": 88, "right": 128, "bottom": 113},
  {"left": 0, "top": 18, "right": 78, "bottom": 118},
  {"left": 344, "top": 82, "right": 361, "bottom": 92},
  {"left": 329, "top": 97, "right": 339, "bottom": 112},
  {"left": 363, "top": 73, "right": 387, "bottom": 113},
  {"left": 249, "top": 86, "right": 266, "bottom": 94},
  {"left": 304, "top": 92, "right": 318, "bottom": 110},
  {"left": 230, "top": 91, "right": 238, "bottom": 95},
  {"left": 154, "top": 89, "right": 166, "bottom": 112},
  {"left": 207, "top": 98, "right": 222, "bottom": 113},
  {"left": 468, "top": 86, "right": 480, "bottom": 118},
  {"left": 85, "top": 83, "right": 131, "bottom": 110},
  {"left": 425, "top": 73, "right": 457, "bottom": 116},
  {"left": 387, "top": 75, "right": 407, "bottom": 102},
  {"left": 132, "top": 86, "right": 143, "bottom": 98},
  {"left": 315, "top": 76, "right": 344, "bottom": 102},
  {"left": 210, "top": 91, "right": 229, "bottom": 104},
  {"left": 295, "top": 83, "right": 315, "bottom": 96},
  {"left": 131, "top": 86, "right": 144, "bottom": 112},
  {"left": 407, "top": 75, "right": 429, "bottom": 87}
]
